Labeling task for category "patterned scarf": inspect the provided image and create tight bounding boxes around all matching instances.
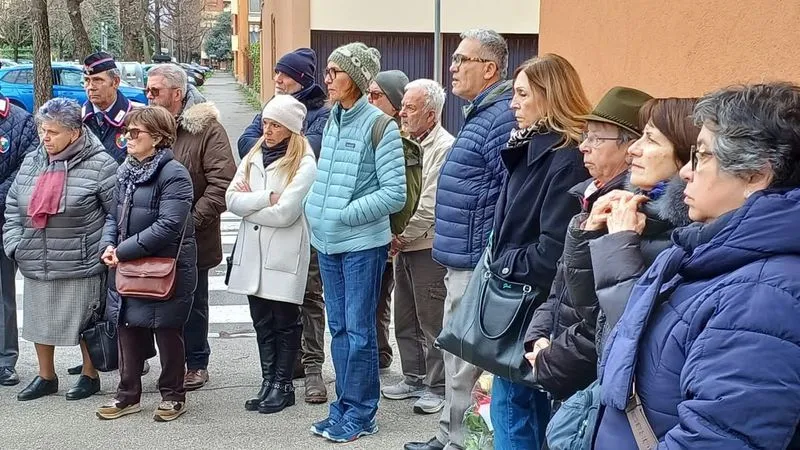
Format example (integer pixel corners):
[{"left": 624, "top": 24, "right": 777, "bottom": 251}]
[
  {"left": 507, "top": 120, "right": 548, "bottom": 149},
  {"left": 117, "top": 149, "right": 167, "bottom": 239}
]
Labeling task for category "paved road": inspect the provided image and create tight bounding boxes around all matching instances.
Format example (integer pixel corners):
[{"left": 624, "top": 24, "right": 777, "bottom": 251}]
[{"left": 1, "top": 72, "right": 439, "bottom": 449}]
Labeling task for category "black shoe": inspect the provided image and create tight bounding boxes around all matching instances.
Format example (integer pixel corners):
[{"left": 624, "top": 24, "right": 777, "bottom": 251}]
[
  {"left": 67, "top": 364, "right": 82, "bottom": 375},
  {"left": 17, "top": 376, "right": 58, "bottom": 401},
  {"left": 65, "top": 375, "right": 100, "bottom": 400},
  {"left": 404, "top": 437, "right": 446, "bottom": 450},
  {"left": 379, "top": 353, "right": 393, "bottom": 370},
  {"left": 257, "top": 382, "right": 295, "bottom": 414},
  {"left": 0, "top": 367, "right": 19, "bottom": 386},
  {"left": 245, "top": 379, "right": 272, "bottom": 411}
]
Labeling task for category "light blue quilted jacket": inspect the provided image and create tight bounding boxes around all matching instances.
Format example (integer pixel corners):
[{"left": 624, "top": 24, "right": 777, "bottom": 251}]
[{"left": 304, "top": 96, "right": 406, "bottom": 255}]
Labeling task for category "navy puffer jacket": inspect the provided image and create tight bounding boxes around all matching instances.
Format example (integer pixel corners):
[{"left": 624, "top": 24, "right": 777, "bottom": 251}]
[
  {"left": 595, "top": 188, "right": 800, "bottom": 450},
  {"left": 432, "top": 80, "right": 516, "bottom": 269},
  {"left": 103, "top": 149, "right": 198, "bottom": 329},
  {"left": 0, "top": 96, "right": 38, "bottom": 221}
]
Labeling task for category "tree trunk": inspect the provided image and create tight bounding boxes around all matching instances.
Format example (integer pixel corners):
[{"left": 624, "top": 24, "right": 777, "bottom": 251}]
[
  {"left": 32, "top": 0, "right": 52, "bottom": 111},
  {"left": 66, "top": 0, "right": 91, "bottom": 58},
  {"left": 153, "top": 0, "right": 162, "bottom": 55},
  {"left": 119, "top": 0, "right": 144, "bottom": 61},
  {"left": 12, "top": 47, "right": 18, "bottom": 62}
]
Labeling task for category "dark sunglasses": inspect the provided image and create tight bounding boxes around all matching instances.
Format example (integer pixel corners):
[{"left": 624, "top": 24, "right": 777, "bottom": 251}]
[
  {"left": 145, "top": 86, "right": 174, "bottom": 97},
  {"left": 121, "top": 127, "right": 149, "bottom": 139},
  {"left": 689, "top": 145, "right": 712, "bottom": 171}
]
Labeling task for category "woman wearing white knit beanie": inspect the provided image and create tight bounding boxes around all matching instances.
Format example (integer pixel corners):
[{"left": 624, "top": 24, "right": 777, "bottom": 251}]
[{"left": 226, "top": 93, "right": 317, "bottom": 415}]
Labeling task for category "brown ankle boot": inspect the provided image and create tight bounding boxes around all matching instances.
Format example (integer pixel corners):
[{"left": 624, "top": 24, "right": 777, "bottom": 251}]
[{"left": 304, "top": 373, "right": 327, "bottom": 404}]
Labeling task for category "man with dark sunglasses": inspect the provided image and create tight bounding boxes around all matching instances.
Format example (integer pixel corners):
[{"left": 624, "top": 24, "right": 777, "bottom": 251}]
[{"left": 80, "top": 52, "right": 144, "bottom": 164}]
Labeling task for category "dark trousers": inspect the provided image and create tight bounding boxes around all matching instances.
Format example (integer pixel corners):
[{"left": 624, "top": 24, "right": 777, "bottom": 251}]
[
  {"left": 249, "top": 295, "right": 301, "bottom": 384},
  {"left": 184, "top": 268, "right": 210, "bottom": 370},
  {"left": 393, "top": 249, "right": 446, "bottom": 395},
  {"left": 377, "top": 260, "right": 394, "bottom": 365},
  {"left": 0, "top": 244, "right": 17, "bottom": 368},
  {"left": 117, "top": 325, "right": 186, "bottom": 404},
  {"left": 300, "top": 248, "right": 325, "bottom": 374}
]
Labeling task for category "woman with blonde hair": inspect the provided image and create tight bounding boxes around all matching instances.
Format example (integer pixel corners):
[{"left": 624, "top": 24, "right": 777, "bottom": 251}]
[
  {"left": 226, "top": 94, "right": 317, "bottom": 415},
  {"left": 487, "top": 53, "right": 591, "bottom": 448}
]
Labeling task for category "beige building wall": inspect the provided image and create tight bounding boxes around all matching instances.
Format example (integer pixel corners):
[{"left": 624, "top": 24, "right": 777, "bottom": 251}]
[
  {"left": 539, "top": 0, "right": 800, "bottom": 102},
  {"left": 310, "top": 0, "right": 539, "bottom": 33},
  {"left": 260, "top": 0, "right": 312, "bottom": 100}
]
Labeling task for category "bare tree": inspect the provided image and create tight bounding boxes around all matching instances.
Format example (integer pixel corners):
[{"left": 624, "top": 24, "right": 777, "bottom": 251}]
[
  {"left": 66, "top": 0, "right": 92, "bottom": 58},
  {"left": 162, "top": 0, "right": 207, "bottom": 62},
  {"left": 119, "top": 0, "right": 145, "bottom": 61},
  {"left": 48, "top": 0, "right": 74, "bottom": 60},
  {"left": 32, "top": 0, "right": 53, "bottom": 110},
  {"left": 0, "top": 1, "right": 33, "bottom": 61}
]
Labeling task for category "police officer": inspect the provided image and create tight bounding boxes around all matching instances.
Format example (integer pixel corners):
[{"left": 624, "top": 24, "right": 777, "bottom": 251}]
[
  {"left": 0, "top": 93, "right": 38, "bottom": 387},
  {"left": 81, "top": 52, "right": 144, "bottom": 163}
]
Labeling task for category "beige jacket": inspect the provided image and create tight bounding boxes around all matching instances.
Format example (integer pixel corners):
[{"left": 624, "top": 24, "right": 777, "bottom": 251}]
[{"left": 400, "top": 123, "right": 455, "bottom": 252}]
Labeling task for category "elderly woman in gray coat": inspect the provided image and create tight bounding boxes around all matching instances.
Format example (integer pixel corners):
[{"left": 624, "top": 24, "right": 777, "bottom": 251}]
[{"left": 3, "top": 98, "right": 118, "bottom": 402}]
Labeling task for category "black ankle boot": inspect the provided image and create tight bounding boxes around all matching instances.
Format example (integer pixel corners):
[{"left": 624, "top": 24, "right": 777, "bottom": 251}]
[
  {"left": 257, "top": 382, "right": 295, "bottom": 414},
  {"left": 245, "top": 379, "right": 272, "bottom": 411}
]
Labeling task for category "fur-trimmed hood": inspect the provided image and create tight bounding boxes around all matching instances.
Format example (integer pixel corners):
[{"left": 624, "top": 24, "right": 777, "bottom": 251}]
[
  {"left": 179, "top": 84, "right": 220, "bottom": 135},
  {"left": 626, "top": 175, "right": 692, "bottom": 228}
]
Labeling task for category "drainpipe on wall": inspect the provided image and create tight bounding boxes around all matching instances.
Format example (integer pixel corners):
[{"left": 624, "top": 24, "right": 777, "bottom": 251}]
[{"left": 434, "top": 0, "right": 442, "bottom": 84}]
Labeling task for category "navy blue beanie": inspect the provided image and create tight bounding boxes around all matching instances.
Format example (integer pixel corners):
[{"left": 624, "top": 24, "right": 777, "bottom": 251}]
[{"left": 275, "top": 48, "right": 316, "bottom": 88}]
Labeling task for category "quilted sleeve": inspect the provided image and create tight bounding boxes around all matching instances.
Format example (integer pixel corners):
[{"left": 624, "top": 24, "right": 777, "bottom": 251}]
[
  {"left": 660, "top": 284, "right": 800, "bottom": 450},
  {"left": 340, "top": 119, "right": 406, "bottom": 226}
]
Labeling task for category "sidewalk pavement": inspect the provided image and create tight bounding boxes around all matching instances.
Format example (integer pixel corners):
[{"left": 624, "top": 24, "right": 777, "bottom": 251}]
[{"left": 201, "top": 71, "right": 260, "bottom": 164}]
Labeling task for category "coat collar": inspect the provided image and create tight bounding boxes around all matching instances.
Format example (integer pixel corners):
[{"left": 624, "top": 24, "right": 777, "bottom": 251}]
[
  {"left": 420, "top": 123, "right": 445, "bottom": 148},
  {"left": 500, "top": 130, "right": 564, "bottom": 170},
  {"left": 0, "top": 94, "right": 10, "bottom": 119},
  {"left": 82, "top": 92, "right": 132, "bottom": 127},
  {"left": 331, "top": 96, "right": 375, "bottom": 127}
]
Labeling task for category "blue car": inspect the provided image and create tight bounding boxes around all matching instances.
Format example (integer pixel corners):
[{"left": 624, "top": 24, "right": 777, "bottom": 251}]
[{"left": 0, "top": 63, "right": 148, "bottom": 113}]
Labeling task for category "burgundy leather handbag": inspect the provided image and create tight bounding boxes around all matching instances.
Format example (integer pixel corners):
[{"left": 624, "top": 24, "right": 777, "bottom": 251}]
[{"left": 115, "top": 216, "right": 189, "bottom": 301}]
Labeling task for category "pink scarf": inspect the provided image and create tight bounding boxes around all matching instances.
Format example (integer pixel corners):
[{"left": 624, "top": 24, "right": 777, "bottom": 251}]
[{"left": 28, "top": 134, "right": 84, "bottom": 229}]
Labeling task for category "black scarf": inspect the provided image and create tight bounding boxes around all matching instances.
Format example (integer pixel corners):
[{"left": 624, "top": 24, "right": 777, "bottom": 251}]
[{"left": 262, "top": 138, "right": 289, "bottom": 169}]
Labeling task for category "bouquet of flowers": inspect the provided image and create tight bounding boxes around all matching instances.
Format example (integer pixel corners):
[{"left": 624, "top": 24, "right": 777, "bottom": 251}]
[{"left": 464, "top": 373, "right": 495, "bottom": 450}]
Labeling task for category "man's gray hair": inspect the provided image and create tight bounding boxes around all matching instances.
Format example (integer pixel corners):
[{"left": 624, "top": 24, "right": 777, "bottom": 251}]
[
  {"left": 460, "top": 28, "right": 509, "bottom": 79},
  {"left": 107, "top": 68, "right": 121, "bottom": 80},
  {"left": 405, "top": 78, "right": 446, "bottom": 121},
  {"left": 36, "top": 98, "right": 83, "bottom": 130},
  {"left": 694, "top": 82, "right": 800, "bottom": 188},
  {"left": 148, "top": 64, "right": 188, "bottom": 92}
]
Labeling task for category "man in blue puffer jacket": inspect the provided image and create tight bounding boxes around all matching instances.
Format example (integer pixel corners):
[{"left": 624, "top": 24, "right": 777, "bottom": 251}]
[
  {"left": 405, "top": 29, "right": 516, "bottom": 450},
  {"left": 0, "top": 94, "right": 38, "bottom": 387}
]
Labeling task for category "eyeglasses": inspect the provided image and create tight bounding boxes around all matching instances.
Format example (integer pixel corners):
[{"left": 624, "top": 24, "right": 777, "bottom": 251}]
[
  {"left": 581, "top": 132, "right": 619, "bottom": 148},
  {"left": 324, "top": 68, "right": 346, "bottom": 81},
  {"left": 121, "top": 127, "right": 149, "bottom": 139},
  {"left": 367, "top": 90, "right": 385, "bottom": 101},
  {"left": 451, "top": 54, "right": 491, "bottom": 68},
  {"left": 689, "top": 145, "right": 712, "bottom": 171}
]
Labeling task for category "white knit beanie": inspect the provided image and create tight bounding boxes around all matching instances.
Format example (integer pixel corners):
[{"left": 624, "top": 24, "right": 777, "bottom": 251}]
[{"left": 261, "top": 94, "right": 307, "bottom": 135}]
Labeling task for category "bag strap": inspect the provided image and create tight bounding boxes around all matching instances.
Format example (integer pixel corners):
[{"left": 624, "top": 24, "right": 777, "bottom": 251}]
[
  {"left": 173, "top": 212, "right": 191, "bottom": 265},
  {"left": 625, "top": 379, "right": 658, "bottom": 450},
  {"left": 371, "top": 114, "right": 394, "bottom": 151}
]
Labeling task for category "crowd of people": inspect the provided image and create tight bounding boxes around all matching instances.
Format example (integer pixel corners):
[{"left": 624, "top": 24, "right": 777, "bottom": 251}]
[{"left": 0, "top": 26, "right": 798, "bottom": 450}]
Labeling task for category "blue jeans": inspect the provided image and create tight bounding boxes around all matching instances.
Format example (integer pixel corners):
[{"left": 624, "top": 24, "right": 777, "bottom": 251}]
[
  {"left": 318, "top": 246, "right": 387, "bottom": 425},
  {"left": 490, "top": 376, "right": 551, "bottom": 450}
]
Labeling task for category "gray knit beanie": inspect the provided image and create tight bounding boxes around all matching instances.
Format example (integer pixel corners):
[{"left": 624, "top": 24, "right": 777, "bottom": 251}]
[
  {"left": 328, "top": 42, "right": 381, "bottom": 96},
  {"left": 262, "top": 94, "right": 307, "bottom": 135},
  {"left": 375, "top": 70, "right": 410, "bottom": 111}
]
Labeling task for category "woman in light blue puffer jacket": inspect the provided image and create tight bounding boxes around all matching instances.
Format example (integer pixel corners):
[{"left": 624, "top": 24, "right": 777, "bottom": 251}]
[{"left": 304, "top": 42, "right": 406, "bottom": 443}]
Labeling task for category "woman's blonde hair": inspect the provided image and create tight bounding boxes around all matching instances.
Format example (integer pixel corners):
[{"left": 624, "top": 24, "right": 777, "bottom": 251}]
[
  {"left": 242, "top": 131, "right": 306, "bottom": 186},
  {"left": 514, "top": 54, "right": 592, "bottom": 146}
]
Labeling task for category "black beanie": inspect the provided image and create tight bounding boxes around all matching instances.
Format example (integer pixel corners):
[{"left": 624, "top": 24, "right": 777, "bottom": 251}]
[{"left": 275, "top": 48, "right": 317, "bottom": 88}]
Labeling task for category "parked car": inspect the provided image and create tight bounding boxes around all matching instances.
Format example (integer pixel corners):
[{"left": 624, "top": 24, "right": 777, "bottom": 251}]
[
  {"left": 143, "top": 63, "right": 200, "bottom": 87},
  {"left": 179, "top": 63, "right": 205, "bottom": 87},
  {"left": 0, "top": 63, "right": 148, "bottom": 113},
  {"left": 116, "top": 61, "right": 145, "bottom": 88},
  {"left": 0, "top": 59, "right": 18, "bottom": 68}
]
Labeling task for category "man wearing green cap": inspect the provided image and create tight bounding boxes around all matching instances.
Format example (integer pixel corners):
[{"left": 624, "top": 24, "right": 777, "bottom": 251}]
[{"left": 523, "top": 86, "right": 652, "bottom": 400}]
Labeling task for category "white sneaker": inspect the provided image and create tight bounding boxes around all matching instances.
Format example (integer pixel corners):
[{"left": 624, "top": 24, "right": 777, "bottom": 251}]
[
  {"left": 413, "top": 391, "right": 445, "bottom": 414},
  {"left": 380, "top": 380, "right": 425, "bottom": 400}
]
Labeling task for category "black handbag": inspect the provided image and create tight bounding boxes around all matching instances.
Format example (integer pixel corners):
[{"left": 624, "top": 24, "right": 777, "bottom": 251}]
[
  {"left": 435, "top": 244, "right": 544, "bottom": 387},
  {"left": 81, "top": 299, "right": 118, "bottom": 372}
]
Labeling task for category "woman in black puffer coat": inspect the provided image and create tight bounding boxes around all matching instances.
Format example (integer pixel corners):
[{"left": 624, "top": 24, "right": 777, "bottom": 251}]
[
  {"left": 526, "top": 98, "right": 699, "bottom": 399},
  {"left": 97, "top": 106, "right": 197, "bottom": 423}
]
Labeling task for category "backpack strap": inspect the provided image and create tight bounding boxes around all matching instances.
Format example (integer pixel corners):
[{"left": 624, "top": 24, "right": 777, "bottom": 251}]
[{"left": 371, "top": 114, "right": 394, "bottom": 151}]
